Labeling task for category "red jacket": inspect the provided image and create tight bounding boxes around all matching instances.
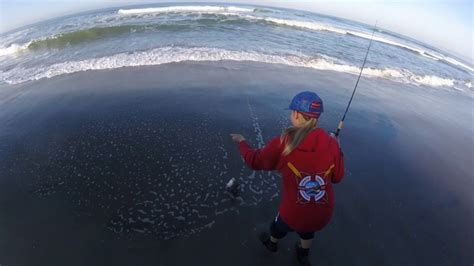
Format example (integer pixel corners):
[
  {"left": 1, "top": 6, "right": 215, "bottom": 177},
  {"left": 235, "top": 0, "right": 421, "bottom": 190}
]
[{"left": 239, "top": 128, "right": 344, "bottom": 232}]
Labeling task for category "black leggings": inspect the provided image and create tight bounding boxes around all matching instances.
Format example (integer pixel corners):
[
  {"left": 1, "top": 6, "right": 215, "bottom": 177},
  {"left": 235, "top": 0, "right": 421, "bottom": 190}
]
[{"left": 270, "top": 214, "right": 315, "bottom": 240}]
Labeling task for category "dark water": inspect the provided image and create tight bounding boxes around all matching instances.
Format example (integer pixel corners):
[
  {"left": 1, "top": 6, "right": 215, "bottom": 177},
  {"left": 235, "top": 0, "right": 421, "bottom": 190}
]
[{"left": 0, "top": 62, "right": 472, "bottom": 265}]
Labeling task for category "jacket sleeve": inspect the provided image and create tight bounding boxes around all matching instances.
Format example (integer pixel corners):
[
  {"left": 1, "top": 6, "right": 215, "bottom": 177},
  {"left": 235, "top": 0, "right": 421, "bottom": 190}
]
[
  {"left": 331, "top": 141, "right": 345, "bottom": 183},
  {"left": 238, "top": 137, "right": 282, "bottom": 171}
]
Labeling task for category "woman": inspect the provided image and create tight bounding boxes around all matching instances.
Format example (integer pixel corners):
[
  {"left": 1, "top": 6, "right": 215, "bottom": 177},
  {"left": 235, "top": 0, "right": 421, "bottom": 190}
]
[{"left": 230, "top": 91, "right": 344, "bottom": 266}]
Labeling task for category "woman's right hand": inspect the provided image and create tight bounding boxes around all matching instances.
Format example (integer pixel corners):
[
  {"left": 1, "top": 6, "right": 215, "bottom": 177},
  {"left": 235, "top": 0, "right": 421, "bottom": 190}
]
[{"left": 230, "top": 134, "right": 245, "bottom": 143}]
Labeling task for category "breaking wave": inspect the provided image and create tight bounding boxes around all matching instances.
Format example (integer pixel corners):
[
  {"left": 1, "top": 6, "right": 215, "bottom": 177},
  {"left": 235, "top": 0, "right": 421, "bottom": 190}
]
[
  {"left": 0, "top": 42, "right": 31, "bottom": 56},
  {"left": 28, "top": 26, "right": 143, "bottom": 49},
  {"left": 28, "top": 24, "right": 192, "bottom": 49},
  {"left": 116, "top": 5, "right": 471, "bottom": 72},
  {"left": 117, "top": 8, "right": 474, "bottom": 73},
  {"left": 0, "top": 46, "right": 462, "bottom": 89},
  {"left": 242, "top": 15, "right": 473, "bottom": 73},
  {"left": 118, "top": 6, "right": 255, "bottom": 15}
]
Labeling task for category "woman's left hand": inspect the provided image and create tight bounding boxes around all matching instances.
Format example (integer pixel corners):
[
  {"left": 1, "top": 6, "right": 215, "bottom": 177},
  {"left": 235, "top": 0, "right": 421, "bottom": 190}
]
[{"left": 230, "top": 134, "right": 245, "bottom": 143}]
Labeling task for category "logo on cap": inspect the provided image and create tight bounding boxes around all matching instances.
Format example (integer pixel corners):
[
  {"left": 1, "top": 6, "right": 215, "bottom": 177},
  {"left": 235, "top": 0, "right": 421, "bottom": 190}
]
[{"left": 288, "top": 91, "right": 324, "bottom": 117}]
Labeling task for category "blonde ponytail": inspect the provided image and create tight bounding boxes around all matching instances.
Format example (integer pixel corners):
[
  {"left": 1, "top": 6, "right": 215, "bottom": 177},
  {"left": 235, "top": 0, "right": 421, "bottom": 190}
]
[{"left": 280, "top": 114, "right": 318, "bottom": 156}]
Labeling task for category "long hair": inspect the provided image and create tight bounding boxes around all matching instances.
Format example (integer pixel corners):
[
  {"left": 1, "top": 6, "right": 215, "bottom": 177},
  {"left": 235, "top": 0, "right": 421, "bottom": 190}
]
[{"left": 280, "top": 112, "right": 318, "bottom": 156}]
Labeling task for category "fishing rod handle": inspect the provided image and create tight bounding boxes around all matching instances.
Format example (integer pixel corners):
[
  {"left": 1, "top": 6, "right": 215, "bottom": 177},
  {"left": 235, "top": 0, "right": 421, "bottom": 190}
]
[
  {"left": 337, "top": 121, "right": 344, "bottom": 130},
  {"left": 334, "top": 121, "right": 344, "bottom": 137}
]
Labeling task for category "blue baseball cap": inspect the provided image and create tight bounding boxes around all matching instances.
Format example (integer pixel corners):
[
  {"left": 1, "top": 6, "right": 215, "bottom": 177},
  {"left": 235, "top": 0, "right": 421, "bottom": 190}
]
[{"left": 286, "top": 91, "right": 324, "bottom": 118}]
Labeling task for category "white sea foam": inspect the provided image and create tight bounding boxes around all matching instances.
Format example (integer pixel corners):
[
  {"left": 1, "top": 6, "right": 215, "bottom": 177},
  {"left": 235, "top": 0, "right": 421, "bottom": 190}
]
[
  {"left": 0, "top": 42, "right": 31, "bottom": 56},
  {"left": 250, "top": 16, "right": 348, "bottom": 35},
  {"left": 346, "top": 31, "right": 440, "bottom": 61},
  {"left": 118, "top": 6, "right": 254, "bottom": 15},
  {"left": 0, "top": 46, "right": 461, "bottom": 89},
  {"left": 439, "top": 55, "right": 474, "bottom": 73},
  {"left": 410, "top": 75, "right": 455, "bottom": 87},
  {"left": 244, "top": 15, "right": 403, "bottom": 47}
]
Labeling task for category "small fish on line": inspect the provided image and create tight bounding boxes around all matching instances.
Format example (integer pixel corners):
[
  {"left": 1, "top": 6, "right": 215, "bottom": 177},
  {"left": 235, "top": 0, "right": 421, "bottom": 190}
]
[{"left": 226, "top": 177, "right": 240, "bottom": 197}]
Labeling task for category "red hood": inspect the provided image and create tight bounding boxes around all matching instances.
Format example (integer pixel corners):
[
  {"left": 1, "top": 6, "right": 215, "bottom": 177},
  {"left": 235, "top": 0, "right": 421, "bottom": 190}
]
[{"left": 295, "top": 128, "right": 334, "bottom": 152}]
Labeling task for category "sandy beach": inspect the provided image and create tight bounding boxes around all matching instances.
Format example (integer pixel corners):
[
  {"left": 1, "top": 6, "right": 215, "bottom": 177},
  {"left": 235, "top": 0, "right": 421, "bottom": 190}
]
[{"left": 0, "top": 61, "right": 472, "bottom": 265}]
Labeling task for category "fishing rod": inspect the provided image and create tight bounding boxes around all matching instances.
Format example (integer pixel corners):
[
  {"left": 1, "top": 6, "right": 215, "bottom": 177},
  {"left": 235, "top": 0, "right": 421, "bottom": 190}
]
[{"left": 334, "top": 22, "right": 377, "bottom": 137}]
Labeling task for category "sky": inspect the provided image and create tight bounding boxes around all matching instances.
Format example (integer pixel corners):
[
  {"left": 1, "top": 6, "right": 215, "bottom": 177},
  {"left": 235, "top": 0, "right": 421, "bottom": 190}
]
[{"left": 0, "top": 0, "right": 472, "bottom": 61}]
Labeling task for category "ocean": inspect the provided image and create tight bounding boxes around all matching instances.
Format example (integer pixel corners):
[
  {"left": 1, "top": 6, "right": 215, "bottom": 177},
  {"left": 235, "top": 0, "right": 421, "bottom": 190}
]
[
  {"left": 0, "top": 4, "right": 472, "bottom": 90},
  {"left": 0, "top": 3, "right": 473, "bottom": 266}
]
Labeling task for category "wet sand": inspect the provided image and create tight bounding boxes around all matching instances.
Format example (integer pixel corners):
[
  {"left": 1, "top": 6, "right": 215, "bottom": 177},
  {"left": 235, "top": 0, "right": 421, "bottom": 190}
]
[{"left": 0, "top": 62, "right": 472, "bottom": 265}]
